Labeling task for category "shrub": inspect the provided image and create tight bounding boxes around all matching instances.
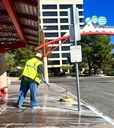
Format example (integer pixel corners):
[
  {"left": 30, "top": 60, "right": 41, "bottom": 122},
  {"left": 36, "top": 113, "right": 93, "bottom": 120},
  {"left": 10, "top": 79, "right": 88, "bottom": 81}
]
[{"left": 106, "top": 71, "right": 114, "bottom": 76}]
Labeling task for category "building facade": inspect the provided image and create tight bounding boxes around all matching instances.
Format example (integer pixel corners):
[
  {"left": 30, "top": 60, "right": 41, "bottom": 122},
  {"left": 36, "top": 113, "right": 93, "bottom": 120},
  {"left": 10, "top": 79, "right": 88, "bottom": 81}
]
[{"left": 40, "top": 0, "right": 84, "bottom": 76}]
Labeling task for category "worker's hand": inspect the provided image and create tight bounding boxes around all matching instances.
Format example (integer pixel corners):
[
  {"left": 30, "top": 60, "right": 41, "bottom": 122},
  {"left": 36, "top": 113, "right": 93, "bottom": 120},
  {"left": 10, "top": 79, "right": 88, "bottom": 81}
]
[
  {"left": 41, "top": 77, "right": 50, "bottom": 89},
  {"left": 41, "top": 77, "right": 47, "bottom": 84}
]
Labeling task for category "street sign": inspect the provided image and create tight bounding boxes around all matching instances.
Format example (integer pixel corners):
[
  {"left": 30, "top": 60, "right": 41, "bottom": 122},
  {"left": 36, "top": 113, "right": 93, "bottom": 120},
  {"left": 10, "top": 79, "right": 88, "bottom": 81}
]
[
  {"left": 70, "top": 45, "right": 82, "bottom": 62},
  {"left": 68, "top": 5, "right": 81, "bottom": 43},
  {"left": 69, "top": 24, "right": 80, "bottom": 42},
  {"left": 68, "top": 6, "right": 79, "bottom": 24}
]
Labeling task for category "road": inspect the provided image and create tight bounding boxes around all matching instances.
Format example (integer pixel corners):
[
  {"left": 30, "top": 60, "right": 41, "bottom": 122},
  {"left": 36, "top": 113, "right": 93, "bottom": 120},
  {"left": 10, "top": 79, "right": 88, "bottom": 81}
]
[{"left": 49, "top": 76, "right": 114, "bottom": 120}]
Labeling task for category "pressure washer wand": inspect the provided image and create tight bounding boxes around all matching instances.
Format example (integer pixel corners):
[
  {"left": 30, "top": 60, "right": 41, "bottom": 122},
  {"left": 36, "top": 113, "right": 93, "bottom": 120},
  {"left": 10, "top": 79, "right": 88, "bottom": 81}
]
[
  {"left": 45, "top": 82, "right": 68, "bottom": 96},
  {"left": 46, "top": 83, "right": 51, "bottom": 90},
  {"left": 42, "top": 77, "right": 68, "bottom": 96},
  {"left": 44, "top": 82, "right": 74, "bottom": 102},
  {"left": 42, "top": 77, "right": 51, "bottom": 89}
]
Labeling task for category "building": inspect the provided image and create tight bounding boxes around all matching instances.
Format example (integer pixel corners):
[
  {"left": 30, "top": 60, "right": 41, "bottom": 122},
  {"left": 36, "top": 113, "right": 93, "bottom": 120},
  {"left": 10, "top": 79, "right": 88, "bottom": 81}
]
[{"left": 40, "top": 0, "right": 84, "bottom": 76}]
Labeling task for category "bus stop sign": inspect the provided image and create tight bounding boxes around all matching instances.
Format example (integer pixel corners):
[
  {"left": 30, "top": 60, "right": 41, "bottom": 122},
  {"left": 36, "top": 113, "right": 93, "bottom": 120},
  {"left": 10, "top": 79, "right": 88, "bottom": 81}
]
[{"left": 70, "top": 45, "right": 82, "bottom": 62}]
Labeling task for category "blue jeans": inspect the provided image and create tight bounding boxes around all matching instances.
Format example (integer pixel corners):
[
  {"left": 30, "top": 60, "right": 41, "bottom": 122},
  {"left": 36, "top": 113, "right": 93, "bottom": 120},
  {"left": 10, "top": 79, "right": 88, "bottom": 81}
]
[{"left": 17, "top": 78, "right": 38, "bottom": 107}]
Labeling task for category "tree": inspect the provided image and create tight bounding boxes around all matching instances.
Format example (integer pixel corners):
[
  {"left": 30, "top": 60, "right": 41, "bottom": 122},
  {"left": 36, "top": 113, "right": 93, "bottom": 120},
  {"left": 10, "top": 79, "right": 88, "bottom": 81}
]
[
  {"left": 79, "top": 35, "right": 113, "bottom": 75},
  {"left": 6, "top": 45, "right": 37, "bottom": 72},
  {"left": 5, "top": 53, "right": 16, "bottom": 72},
  {"left": 60, "top": 65, "right": 72, "bottom": 73}
]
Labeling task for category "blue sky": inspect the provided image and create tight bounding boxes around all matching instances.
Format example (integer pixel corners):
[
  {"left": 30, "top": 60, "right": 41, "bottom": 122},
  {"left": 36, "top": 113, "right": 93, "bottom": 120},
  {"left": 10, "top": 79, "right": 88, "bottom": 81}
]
[{"left": 83, "top": 0, "right": 114, "bottom": 44}]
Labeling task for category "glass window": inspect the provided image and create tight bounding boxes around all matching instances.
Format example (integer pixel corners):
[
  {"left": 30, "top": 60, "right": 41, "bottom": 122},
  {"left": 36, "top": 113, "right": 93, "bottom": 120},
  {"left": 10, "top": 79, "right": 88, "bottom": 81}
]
[
  {"left": 62, "top": 46, "right": 70, "bottom": 51},
  {"left": 76, "top": 4, "right": 83, "bottom": 9},
  {"left": 61, "top": 32, "right": 65, "bottom": 37},
  {"left": 60, "top": 18, "right": 68, "bottom": 23},
  {"left": 59, "top": 4, "right": 82, "bottom": 10},
  {"left": 59, "top": 5, "right": 72, "bottom": 9},
  {"left": 43, "top": 12, "right": 57, "bottom": 16},
  {"left": 60, "top": 25, "right": 68, "bottom": 30},
  {"left": 80, "top": 25, "right": 84, "bottom": 28},
  {"left": 62, "top": 60, "right": 69, "bottom": 64},
  {"left": 45, "top": 33, "right": 58, "bottom": 37},
  {"left": 42, "top": 5, "right": 57, "bottom": 9},
  {"left": 79, "top": 18, "right": 83, "bottom": 23},
  {"left": 43, "top": 19, "right": 58, "bottom": 23},
  {"left": 43, "top": 25, "right": 58, "bottom": 30},
  {"left": 62, "top": 53, "right": 70, "bottom": 58},
  {"left": 48, "top": 60, "right": 60, "bottom": 65},
  {"left": 60, "top": 11, "right": 68, "bottom": 16},
  {"left": 50, "top": 53, "right": 59, "bottom": 58},
  {"left": 79, "top": 11, "right": 83, "bottom": 16}
]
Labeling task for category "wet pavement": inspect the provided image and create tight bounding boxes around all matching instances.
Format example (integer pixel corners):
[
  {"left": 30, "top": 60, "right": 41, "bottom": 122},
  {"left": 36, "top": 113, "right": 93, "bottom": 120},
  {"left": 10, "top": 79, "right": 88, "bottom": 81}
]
[{"left": 0, "top": 78, "right": 114, "bottom": 128}]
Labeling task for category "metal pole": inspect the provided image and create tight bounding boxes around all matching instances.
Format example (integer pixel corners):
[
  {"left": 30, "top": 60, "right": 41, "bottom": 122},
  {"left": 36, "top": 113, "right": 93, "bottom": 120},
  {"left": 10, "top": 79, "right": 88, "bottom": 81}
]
[
  {"left": 44, "top": 56, "right": 49, "bottom": 83},
  {"left": 68, "top": 5, "right": 81, "bottom": 111},
  {"left": 75, "top": 62, "right": 81, "bottom": 111},
  {"left": 73, "top": 5, "right": 81, "bottom": 111},
  {"left": 42, "top": 30, "right": 49, "bottom": 83}
]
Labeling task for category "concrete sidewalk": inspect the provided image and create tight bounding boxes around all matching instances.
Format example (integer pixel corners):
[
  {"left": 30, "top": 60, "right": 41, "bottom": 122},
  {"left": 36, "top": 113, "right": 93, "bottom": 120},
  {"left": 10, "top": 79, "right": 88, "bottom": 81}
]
[{"left": 0, "top": 78, "right": 114, "bottom": 128}]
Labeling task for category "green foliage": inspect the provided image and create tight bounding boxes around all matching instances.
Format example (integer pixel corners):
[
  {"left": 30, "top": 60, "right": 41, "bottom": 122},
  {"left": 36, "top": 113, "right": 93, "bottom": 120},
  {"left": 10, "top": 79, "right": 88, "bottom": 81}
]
[
  {"left": 60, "top": 65, "right": 72, "bottom": 71},
  {"left": 57, "top": 72, "right": 66, "bottom": 76},
  {"left": 79, "top": 35, "right": 113, "bottom": 75},
  {"left": 6, "top": 45, "right": 37, "bottom": 72},
  {"left": 106, "top": 70, "right": 114, "bottom": 76},
  {"left": 5, "top": 53, "right": 16, "bottom": 72}
]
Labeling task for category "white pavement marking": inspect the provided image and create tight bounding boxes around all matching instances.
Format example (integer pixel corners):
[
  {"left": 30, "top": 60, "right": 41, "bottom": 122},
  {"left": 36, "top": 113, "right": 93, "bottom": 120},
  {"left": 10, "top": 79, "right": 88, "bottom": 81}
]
[
  {"left": 40, "top": 106, "right": 78, "bottom": 112},
  {"left": 83, "top": 102, "right": 114, "bottom": 125},
  {"left": 0, "top": 106, "right": 7, "bottom": 115},
  {"left": 58, "top": 83, "right": 114, "bottom": 125}
]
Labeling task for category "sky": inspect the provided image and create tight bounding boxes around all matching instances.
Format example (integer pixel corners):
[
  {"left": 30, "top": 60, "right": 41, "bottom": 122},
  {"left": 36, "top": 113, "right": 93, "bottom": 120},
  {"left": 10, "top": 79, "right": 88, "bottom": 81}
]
[{"left": 83, "top": 0, "right": 114, "bottom": 44}]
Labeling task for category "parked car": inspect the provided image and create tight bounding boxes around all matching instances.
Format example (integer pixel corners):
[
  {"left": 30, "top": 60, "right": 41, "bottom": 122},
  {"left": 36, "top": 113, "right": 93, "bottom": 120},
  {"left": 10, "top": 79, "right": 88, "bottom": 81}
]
[{"left": 8, "top": 71, "right": 20, "bottom": 77}]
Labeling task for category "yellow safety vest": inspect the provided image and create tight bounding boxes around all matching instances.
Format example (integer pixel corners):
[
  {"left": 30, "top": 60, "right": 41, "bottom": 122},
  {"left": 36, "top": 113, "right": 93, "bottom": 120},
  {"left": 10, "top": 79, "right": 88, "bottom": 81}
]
[{"left": 22, "top": 57, "right": 43, "bottom": 84}]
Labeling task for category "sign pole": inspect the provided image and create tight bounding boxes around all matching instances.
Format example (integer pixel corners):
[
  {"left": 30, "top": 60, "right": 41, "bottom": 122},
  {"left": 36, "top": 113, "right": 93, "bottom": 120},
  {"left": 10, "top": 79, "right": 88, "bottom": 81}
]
[
  {"left": 73, "top": 6, "right": 81, "bottom": 111},
  {"left": 75, "top": 62, "right": 81, "bottom": 111},
  {"left": 68, "top": 5, "right": 81, "bottom": 111}
]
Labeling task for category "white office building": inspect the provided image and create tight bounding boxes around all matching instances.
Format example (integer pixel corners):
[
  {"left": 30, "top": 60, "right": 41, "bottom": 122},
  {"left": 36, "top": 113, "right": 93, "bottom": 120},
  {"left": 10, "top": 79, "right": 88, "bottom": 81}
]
[{"left": 40, "top": 0, "right": 84, "bottom": 76}]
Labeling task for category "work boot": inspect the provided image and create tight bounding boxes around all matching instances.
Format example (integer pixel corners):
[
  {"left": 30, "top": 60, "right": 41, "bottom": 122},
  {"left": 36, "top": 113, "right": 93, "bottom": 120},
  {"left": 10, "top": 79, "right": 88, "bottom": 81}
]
[{"left": 31, "top": 106, "right": 40, "bottom": 109}]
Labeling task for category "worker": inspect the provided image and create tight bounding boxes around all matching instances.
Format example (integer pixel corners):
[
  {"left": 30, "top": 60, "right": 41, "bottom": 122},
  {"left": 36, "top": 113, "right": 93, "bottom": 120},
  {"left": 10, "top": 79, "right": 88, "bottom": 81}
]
[{"left": 17, "top": 53, "right": 46, "bottom": 109}]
